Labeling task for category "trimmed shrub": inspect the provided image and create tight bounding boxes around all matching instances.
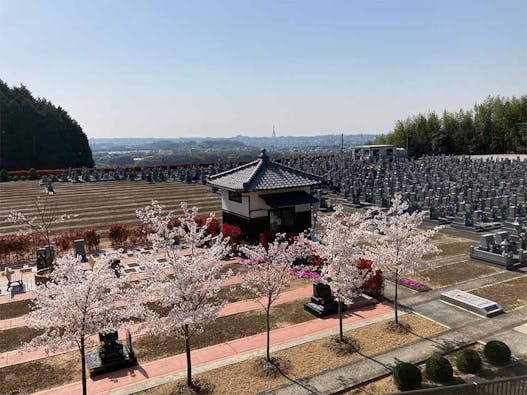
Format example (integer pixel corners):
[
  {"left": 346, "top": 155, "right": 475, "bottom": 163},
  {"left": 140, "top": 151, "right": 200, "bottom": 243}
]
[
  {"left": 222, "top": 223, "right": 243, "bottom": 252},
  {"left": 195, "top": 215, "right": 220, "bottom": 237},
  {"left": 0, "top": 168, "right": 8, "bottom": 182},
  {"left": 83, "top": 228, "right": 100, "bottom": 251},
  {"left": 127, "top": 222, "right": 149, "bottom": 246},
  {"left": 108, "top": 223, "right": 129, "bottom": 248},
  {"left": 425, "top": 353, "right": 453, "bottom": 382},
  {"left": 259, "top": 230, "right": 276, "bottom": 248},
  {"left": 393, "top": 362, "right": 422, "bottom": 391},
  {"left": 54, "top": 228, "right": 100, "bottom": 252},
  {"left": 484, "top": 340, "right": 511, "bottom": 365},
  {"left": 359, "top": 259, "right": 384, "bottom": 298},
  {"left": 27, "top": 168, "right": 39, "bottom": 180},
  {"left": 0, "top": 234, "right": 47, "bottom": 262},
  {"left": 456, "top": 349, "right": 482, "bottom": 373}
]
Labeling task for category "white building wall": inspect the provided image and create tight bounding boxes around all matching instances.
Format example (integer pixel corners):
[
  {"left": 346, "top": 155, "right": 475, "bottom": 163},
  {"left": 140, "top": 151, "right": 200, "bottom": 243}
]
[
  {"left": 220, "top": 190, "right": 250, "bottom": 218},
  {"left": 220, "top": 187, "right": 313, "bottom": 219}
]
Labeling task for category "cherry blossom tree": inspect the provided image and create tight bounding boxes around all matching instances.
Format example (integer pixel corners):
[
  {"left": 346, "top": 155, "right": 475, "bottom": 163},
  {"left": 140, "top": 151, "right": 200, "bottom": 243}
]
[
  {"left": 316, "top": 206, "right": 371, "bottom": 341},
  {"left": 7, "top": 197, "right": 73, "bottom": 267},
  {"left": 367, "top": 194, "right": 440, "bottom": 327},
  {"left": 240, "top": 233, "right": 309, "bottom": 363},
  {"left": 7, "top": 198, "right": 68, "bottom": 248},
  {"left": 137, "top": 201, "right": 231, "bottom": 388},
  {"left": 25, "top": 251, "right": 144, "bottom": 395}
]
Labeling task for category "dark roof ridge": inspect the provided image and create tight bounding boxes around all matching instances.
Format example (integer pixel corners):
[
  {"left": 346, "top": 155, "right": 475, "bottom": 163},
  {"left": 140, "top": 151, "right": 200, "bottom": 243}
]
[
  {"left": 207, "top": 159, "right": 258, "bottom": 180},
  {"left": 243, "top": 158, "right": 265, "bottom": 191}
]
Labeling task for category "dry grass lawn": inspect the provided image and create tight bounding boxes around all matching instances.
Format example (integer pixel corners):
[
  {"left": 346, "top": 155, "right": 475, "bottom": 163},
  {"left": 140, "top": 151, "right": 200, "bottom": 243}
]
[
  {"left": 0, "top": 326, "right": 42, "bottom": 353},
  {"left": 0, "top": 351, "right": 80, "bottom": 395},
  {"left": 424, "top": 240, "right": 474, "bottom": 261},
  {"left": 416, "top": 259, "right": 500, "bottom": 288},
  {"left": 0, "top": 299, "right": 34, "bottom": 320},
  {"left": 471, "top": 275, "right": 527, "bottom": 311},
  {"left": 140, "top": 314, "right": 446, "bottom": 395}
]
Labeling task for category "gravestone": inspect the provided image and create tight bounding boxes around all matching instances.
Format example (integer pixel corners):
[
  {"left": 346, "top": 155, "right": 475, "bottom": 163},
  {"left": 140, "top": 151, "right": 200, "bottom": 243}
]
[
  {"left": 86, "top": 330, "right": 137, "bottom": 377},
  {"left": 440, "top": 289, "right": 503, "bottom": 317},
  {"left": 303, "top": 282, "right": 345, "bottom": 317},
  {"left": 74, "top": 239, "right": 88, "bottom": 263}
]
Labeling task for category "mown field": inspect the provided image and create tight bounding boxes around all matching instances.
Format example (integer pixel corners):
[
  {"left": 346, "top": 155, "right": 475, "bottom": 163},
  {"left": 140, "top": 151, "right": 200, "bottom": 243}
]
[{"left": 0, "top": 180, "right": 222, "bottom": 236}]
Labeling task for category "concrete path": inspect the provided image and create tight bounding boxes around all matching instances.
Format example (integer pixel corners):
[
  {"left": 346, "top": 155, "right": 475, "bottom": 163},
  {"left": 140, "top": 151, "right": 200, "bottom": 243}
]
[
  {"left": 33, "top": 303, "right": 394, "bottom": 395},
  {"left": 262, "top": 305, "right": 527, "bottom": 395}
]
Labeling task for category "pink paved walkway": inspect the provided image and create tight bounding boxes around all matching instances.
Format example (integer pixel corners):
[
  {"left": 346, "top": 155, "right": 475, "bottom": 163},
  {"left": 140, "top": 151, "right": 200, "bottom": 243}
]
[
  {"left": 0, "top": 285, "right": 312, "bottom": 367},
  {"left": 36, "top": 303, "right": 394, "bottom": 395}
]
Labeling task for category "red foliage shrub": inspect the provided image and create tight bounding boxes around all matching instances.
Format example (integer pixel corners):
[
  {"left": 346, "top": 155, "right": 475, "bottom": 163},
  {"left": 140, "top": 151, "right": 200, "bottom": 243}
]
[
  {"left": 259, "top": 231, "right": 276, "bottom": 248},
  {"left": 83, "top": 228, "right": 100, "bottom": 251},
  {"left": 127, "top": 222, "right": 149, "bottom": 246},
  {"left": 194, "top": 216, "right": 220, "bottom": 237},
  {"left": 167, "top": 217, "right": 181, "bottom": 230},
  {"left": 204, "top": 217, "right": 220, "bottom": 237},
  {"left": 53, "top": 228, "right": 100, "bottom": 252},
  {"left": 108, "top": 223, "right": 129, "bottom": 248},
  {"left": 359, "top": 259, "right": 384, "bottom": 298},
  {"left": 222, "top": 223, "right": 243, "bottom": 252},
  {"left": 0, "top": 233, "right": 47, "bottom": 262}
]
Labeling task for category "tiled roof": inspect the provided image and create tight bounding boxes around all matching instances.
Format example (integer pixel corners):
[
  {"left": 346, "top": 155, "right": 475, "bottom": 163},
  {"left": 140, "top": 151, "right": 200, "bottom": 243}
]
[{"left": 207, "top": 149, "right": 322, "bottom": 191}]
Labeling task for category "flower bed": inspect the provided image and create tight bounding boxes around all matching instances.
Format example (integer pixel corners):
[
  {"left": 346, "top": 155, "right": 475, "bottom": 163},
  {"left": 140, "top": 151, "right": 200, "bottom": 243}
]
[
  {"left": 398, "top": 277, "right": 431, "bottom": 292},
  {"left": 289, "top": 268, "right": 322, "bottom": 281}
]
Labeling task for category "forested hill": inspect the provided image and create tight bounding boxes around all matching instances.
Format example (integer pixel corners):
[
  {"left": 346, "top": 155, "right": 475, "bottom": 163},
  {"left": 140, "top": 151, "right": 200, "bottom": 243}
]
[
  {"left": 0, "top": 80, "right": 94, "bottom": 171},
  {"left": 374, "top": 95, "right": 527, "bottom": 157}
]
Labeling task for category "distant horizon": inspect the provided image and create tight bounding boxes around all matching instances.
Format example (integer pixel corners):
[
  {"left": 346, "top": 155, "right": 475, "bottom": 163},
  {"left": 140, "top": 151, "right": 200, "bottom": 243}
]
[
  {"left": 2, "top": 0, "right": 526, "bottom": 139},
  {"left": 87, "top": 132, "right": 379, "bottom": 140}
]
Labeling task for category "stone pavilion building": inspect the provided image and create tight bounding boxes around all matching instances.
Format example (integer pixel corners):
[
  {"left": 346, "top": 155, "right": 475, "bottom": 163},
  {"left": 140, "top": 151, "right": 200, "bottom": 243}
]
[{"left": 207, "top": 149, "right": 322, "bottom": 241}]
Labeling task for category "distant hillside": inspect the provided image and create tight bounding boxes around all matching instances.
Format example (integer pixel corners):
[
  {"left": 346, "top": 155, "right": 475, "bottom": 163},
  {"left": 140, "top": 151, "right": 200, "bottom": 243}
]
[
  {"left": 89, "top": 134, "right": 377, "bottom": 152},
  {"left": 0, "top": 80, "right": 94, "bottom": 171}
]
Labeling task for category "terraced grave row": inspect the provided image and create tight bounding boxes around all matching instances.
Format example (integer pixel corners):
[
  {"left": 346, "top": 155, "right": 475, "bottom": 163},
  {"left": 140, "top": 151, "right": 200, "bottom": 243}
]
[{"left": 0, "top": 180, "right": 223, "bottom": 235}]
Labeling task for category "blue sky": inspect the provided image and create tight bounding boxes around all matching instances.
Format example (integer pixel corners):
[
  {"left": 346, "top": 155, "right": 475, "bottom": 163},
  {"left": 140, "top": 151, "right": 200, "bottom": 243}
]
[{"left": 1, "top": 0, "right": 526, "bottom": 138}]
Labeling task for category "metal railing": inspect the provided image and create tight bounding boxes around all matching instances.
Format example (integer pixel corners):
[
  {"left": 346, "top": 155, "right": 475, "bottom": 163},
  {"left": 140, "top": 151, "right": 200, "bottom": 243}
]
[{"left": 387, "top": 375, "right": 527, "bottom": 395}]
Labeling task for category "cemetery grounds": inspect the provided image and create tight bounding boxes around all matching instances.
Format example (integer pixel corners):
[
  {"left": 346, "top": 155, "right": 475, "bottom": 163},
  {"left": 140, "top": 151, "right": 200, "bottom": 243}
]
[{"left": 0, "top": 180, "right": 526, "bottom": 394}]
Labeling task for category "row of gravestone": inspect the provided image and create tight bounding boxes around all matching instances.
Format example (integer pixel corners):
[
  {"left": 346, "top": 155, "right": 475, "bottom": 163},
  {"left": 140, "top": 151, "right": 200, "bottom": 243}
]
[
  {"left": 39, "top": 161, "right": 242, "bottom": 185},
  {"left": 470, "top": 220, "right": 527, "bottom": 270},
  {"left": 284, "top": 154, "right": 527, "bottom": 230},
  {"left": 38, "top": 154, "right": 527, "bottom": 231}
]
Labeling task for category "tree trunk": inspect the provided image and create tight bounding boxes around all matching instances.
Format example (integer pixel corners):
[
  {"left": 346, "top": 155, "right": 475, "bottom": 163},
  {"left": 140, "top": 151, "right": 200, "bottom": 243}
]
[
  {"left": 80, "top": 336, "right": 87, "bottom": 395},
  {"left": 338, "top": 298, "right": 343, "bottom": 341},
  {"left": 394, "top": 268, "right": 399, "bottom": 324},
  {"left": 266, "top": 306, "right": 271, "bottom": 362},
  {"left": 184, "top": 324, "right": 192, "bottom": 387}
]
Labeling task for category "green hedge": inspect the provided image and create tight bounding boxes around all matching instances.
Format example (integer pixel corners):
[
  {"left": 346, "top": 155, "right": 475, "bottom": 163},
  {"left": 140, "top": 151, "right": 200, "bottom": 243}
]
[
  {"left": 393, "top": 362, "right": 422, "bottom": 391},
  {"left": 456, "top": 349, "right": 482, "bottom": 373},
  {"left": 425, "top": 353, "right": 453, "bottom": 382},
  {"left": 484, "top": 340, "right": 511, "bottom": 365}
]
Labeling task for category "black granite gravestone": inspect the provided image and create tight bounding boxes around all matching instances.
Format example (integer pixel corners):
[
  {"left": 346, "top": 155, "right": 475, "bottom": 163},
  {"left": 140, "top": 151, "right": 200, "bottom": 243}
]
[
  {"left": 86, "top": 330, "right": 137, "bottom": 377},
  {"left": 304, "top": 282, "right": 346, "bottom": 317}
]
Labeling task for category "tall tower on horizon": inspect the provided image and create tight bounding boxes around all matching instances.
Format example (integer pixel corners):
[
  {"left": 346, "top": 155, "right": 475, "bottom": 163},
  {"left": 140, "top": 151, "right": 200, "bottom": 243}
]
[{"left": 272, "top": 125, "right": 276, "bottom": 138}]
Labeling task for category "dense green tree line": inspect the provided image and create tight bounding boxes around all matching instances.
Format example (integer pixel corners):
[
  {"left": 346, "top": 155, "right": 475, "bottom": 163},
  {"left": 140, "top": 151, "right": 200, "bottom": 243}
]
[
  {"left": 0, "top": 79, "right": 94, "bottom": 171},
  {"left": 374, "top": 95, "right": 527, "bottom": 156}
]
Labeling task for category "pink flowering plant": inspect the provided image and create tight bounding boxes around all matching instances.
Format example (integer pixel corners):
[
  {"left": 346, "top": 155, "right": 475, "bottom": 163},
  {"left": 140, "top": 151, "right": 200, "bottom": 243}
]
[{"left": 398, "top": 277, "right": 431, "bottom": 292}]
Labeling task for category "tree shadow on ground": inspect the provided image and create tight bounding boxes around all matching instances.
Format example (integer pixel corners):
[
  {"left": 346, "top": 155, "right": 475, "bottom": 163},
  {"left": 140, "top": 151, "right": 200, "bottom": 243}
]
[
  {"left": 274, "top": 363, "right": 322, "bottom": 394},
  {"left": 91, "top": 363, "right": 149, "bottom": 383}
]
